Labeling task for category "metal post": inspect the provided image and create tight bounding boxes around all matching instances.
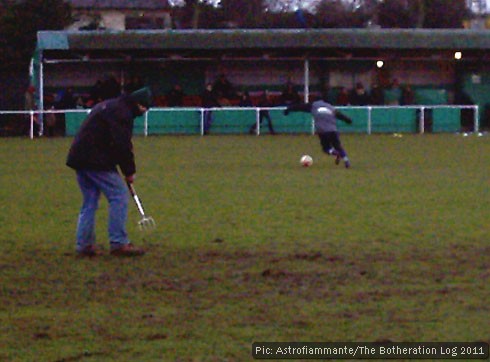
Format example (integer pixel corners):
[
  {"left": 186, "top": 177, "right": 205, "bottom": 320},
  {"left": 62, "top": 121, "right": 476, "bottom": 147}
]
[
  {"left": 474, "top": 105, "right": 479, "bottom": 133},
  {"left": 256, "top": 108, "right": 260, "bottom": 136},
  {"left": 200, "top": 108, "right": 204, "bottom": 136},
  {"left": 39, "top": 52, "right": 44, "bottom": 136},
  {"left": 304, "top": 59, "right": 310, "bottom": 103},
  {"left": 367, "top": 106, "right": 372, "bottom": 135},
  {"left": 144, "top": 110, "right": 149, "bottom": 136},
  {"left": 419, "top": 106, "right": 425, "bottom": 134},
  {"left": 29, "top": 111, "right": 34, "bottom": 139}
]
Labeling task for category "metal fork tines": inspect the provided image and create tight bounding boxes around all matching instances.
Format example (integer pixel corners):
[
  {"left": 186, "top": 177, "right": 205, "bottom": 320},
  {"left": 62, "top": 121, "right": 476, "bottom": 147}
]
[{"left": 138, "top": 216, "right": 156, "bottom": 230}]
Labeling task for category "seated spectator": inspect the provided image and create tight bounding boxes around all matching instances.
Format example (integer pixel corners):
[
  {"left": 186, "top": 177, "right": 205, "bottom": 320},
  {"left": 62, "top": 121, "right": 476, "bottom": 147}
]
[
  {"left": 89, "top": 80, "right": 103, "bottom": 105},
  {"left": 239, "top": 91, "right": 253, "bottom": 107},
  {"left": 88, "top": 75, "right": 121, "bottom": 106},
  {"left": 280, "top": 81, "right": 301, "bottom": 105},
  {"left": 350, "top": 82, "right": 370, "bottom": 105},
  {"left": 124, "top": 75, "right": 144, "bottom": 95},
  {"left": 59, "top": 87, "right": 76, "bottom": 109},
  {"left": 319, "top": 85, "right": 331, "bottom": 103},
  {"left": 213, "top": 73, "right": 236, "bottom": 101},
  {"left": 201, "top": 84, "right": 216, "bottom": 108},
  {"left": 166, "top": 84, "right": 185, "bottom": 107},
  {"left": 75, "top": 96, "right": 86, "bottom": 109},
  {"left": 385, "top": 78, "right": 402, "bottom": 105},
  {"left": 369, "top": 83, "right": 385, "bottom": 105},
  {"left": 99, "top": 74, "right": 121, "bottom": 101},
  {"left": 336, "top": 87, "right": 350, "bottom": 106},
  {"left": 217, "top": 91, "right": 232, "bottom": 106},
  {"left": 401, "top": 85, "right": 415, "bottom": 105}
]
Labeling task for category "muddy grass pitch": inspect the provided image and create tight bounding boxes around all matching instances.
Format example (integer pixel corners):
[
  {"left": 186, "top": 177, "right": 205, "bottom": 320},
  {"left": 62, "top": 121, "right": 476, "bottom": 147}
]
[{"left": 0, "top": 134, "right": 489, "bottom": 361}]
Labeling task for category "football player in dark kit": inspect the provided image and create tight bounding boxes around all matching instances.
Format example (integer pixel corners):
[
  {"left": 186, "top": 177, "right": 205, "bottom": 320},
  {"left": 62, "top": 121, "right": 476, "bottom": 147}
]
[{"left": 284, "top": 94, "right": 353, "bottom": 168}]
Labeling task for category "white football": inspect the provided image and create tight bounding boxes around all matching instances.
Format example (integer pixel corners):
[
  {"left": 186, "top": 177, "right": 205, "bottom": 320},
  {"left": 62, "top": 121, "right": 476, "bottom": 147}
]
[{"left": 300, "top": 155, "right": 313, "bottom": 167}]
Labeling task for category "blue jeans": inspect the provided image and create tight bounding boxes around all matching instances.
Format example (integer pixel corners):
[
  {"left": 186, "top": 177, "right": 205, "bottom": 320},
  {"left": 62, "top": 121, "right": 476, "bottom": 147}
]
[{"left": 75, "top": 170, "right": 130, "bottom": 251}]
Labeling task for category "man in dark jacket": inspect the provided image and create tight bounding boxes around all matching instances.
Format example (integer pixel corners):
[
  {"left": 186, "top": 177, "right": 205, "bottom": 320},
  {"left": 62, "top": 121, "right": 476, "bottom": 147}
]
[
  {"left": 284, "top": 94, "right": 353, "bottom": 168},
  {"left": 67, "top": 87, "right": 152, "bottom": 256},
  {"left": 200, "top": 83, "right": 221, "bottom": 135}
]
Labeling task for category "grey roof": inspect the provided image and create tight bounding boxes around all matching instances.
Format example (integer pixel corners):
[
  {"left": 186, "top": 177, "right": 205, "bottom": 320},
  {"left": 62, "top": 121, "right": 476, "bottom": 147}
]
[
  {"left": 37, "top": 29, "right": 490, "bottom": 51},
  {"left": 67, "top": 0, "right": 170, "bottom": 10}
]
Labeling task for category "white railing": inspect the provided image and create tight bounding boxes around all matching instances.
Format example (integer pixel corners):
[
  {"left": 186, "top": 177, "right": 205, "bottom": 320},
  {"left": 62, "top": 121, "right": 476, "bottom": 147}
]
[
  {"left": 0, "top": 109, "right": 89, "bottom": 138},
  {"left": 0, "top": 105, "right": 479, "bottom": 138},
  {"left": 349, "top": 105, "right": 479, "bottom": 135}
]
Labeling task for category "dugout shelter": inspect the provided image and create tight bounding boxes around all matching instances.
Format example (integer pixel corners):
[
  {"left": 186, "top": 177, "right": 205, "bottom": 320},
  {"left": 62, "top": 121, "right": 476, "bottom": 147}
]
[{"left": 33, "top": 28, "right": 490, "bottom": 134}]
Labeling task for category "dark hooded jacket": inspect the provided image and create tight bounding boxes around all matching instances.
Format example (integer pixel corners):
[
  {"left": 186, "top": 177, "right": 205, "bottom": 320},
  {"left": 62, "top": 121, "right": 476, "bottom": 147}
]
[{"left": 66, "top": 95, "right": 142, "bottom": 176}]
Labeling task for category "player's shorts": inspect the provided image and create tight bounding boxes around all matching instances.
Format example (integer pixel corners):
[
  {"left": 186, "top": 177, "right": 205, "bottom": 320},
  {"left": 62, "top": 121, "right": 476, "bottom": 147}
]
[{"left": 318, "top": 131, "right": 343, "bottom": 153}]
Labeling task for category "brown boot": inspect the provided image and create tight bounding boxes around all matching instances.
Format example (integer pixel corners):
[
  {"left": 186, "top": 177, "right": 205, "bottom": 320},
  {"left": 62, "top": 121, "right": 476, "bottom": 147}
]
[
  {"left": 76, "top": 245, "right": 103, "bottom": 257},
  {"left": 110, "top": 243, "right": 145, "bottom": 257}
]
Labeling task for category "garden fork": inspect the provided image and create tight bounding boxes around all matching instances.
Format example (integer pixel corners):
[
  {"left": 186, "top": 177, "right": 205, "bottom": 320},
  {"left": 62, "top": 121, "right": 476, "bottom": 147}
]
[{"left": 127, "top": 182, "right": 156, "bottom": 231}]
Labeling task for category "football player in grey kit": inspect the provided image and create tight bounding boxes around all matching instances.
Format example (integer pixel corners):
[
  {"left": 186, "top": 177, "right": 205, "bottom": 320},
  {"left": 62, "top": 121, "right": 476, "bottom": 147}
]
[{"left": 284, "top": 95, "right": 353, "bottom": 168}]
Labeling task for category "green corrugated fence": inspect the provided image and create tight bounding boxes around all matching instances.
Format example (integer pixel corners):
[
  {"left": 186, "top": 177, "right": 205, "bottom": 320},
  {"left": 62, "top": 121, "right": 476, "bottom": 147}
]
[
  {"left": 65, "top": 105, "right": 476, "bottom": 136},
  {"left": 65, "top": 111, "right": 88, "bottom": 136}
]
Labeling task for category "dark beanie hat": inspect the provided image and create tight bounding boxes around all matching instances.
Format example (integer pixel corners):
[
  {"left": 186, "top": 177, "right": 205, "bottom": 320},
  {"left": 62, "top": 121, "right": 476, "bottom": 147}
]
[{"left": 129, "top": 87, "right": 153, "bottom": 107}]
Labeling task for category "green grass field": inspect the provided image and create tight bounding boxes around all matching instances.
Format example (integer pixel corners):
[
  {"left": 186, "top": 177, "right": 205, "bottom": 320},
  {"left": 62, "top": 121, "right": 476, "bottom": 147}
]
[{"left": 0, "top": 134, "right": 489, "bottom": 361}]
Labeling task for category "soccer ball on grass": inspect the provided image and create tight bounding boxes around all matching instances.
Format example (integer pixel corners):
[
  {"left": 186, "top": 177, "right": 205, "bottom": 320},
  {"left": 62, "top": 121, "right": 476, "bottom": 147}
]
[{"left": 300, "top": 155, "right": 313, "bottom": 167}]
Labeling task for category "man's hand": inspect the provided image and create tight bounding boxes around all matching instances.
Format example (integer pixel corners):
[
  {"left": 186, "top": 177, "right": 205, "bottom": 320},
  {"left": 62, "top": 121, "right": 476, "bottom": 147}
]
[{"left": 125, "top": 174, "right": 135, "bottom": 183}]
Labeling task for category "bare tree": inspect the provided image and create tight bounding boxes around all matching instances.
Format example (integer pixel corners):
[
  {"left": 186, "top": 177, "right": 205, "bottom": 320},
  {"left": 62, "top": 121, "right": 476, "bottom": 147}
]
[
  {"left": 220, "top": 0, "right": 265, "bottom": 27},
  {"left": 171, "top": 0, "right": 219, "bottom": 28},
  {"left": 423, "top": 0, "right": 469, "bottom": 28},
  {"left": 313, "top": 0, "right": 370, "bottom": 27},
  {"left": 0, "top": 0, "right": 72, "bottom": 67},
  {"left": 376, "top": 0, "right": 417, "bottom": 28},
  {"left": 412, "top": 0, "right": 425, "bottom": 28},
  {"left": 170, "top": 0, "right": 472, "bottom": 29}
]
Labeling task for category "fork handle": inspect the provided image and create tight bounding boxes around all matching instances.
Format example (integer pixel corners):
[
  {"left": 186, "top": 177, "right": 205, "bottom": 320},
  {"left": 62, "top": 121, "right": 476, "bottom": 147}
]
[{"left": 126, "top": 182, "right": 146, "bottom": 217}]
